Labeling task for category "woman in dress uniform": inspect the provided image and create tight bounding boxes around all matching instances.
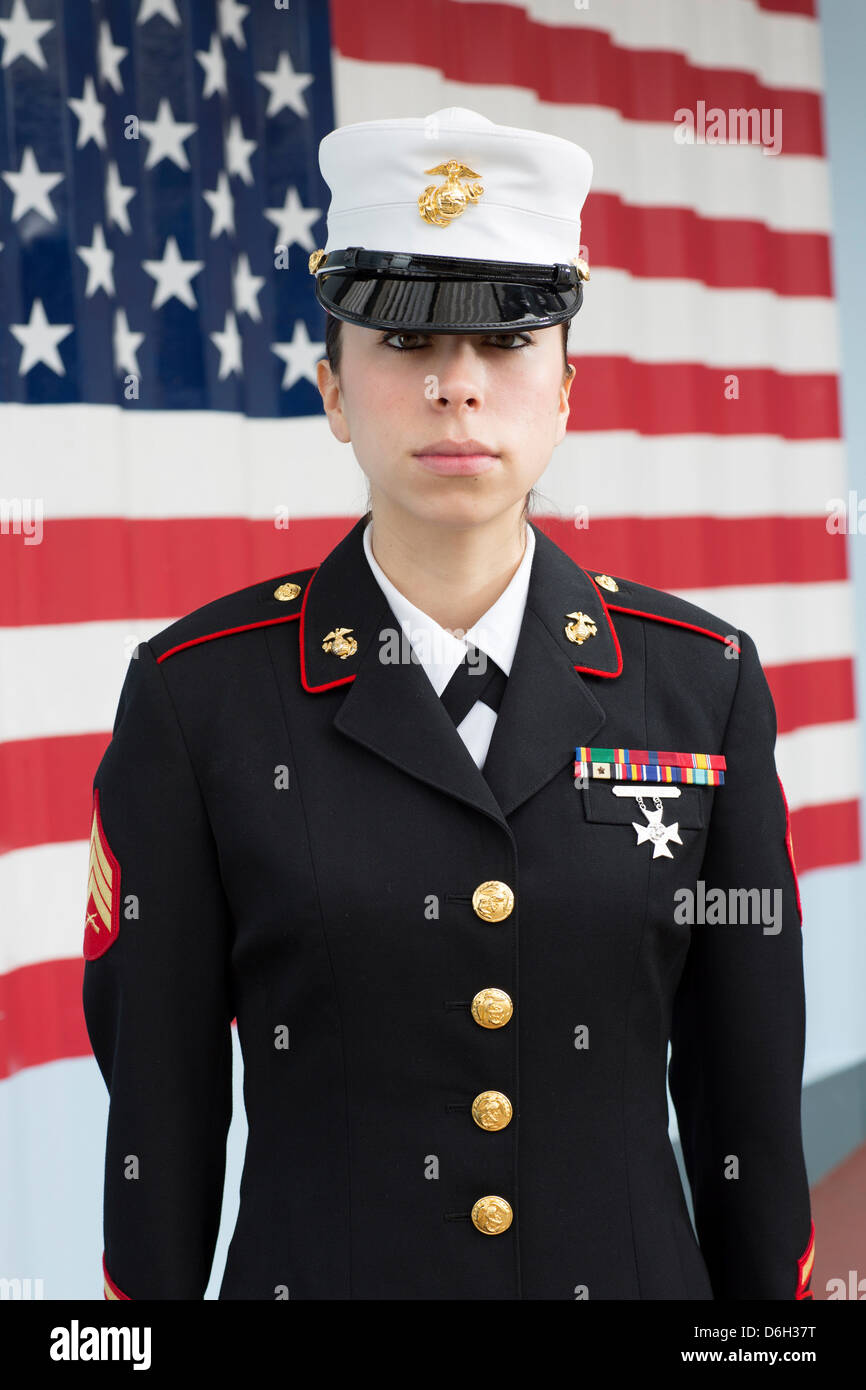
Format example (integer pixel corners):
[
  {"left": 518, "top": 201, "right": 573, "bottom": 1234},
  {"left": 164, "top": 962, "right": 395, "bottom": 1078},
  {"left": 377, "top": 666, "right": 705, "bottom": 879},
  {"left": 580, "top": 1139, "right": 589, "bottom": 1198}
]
[{"left": 83, "top": 107, "right": 815, "bottom": 1301}]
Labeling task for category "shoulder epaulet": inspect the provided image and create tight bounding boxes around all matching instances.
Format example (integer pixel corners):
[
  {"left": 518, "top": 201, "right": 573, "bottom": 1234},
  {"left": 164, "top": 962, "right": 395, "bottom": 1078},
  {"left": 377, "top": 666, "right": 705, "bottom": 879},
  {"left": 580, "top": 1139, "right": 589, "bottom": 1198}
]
[
  {"left": 147, "top": 565, "right": 317, "bottom": 664},
  {"left": 586, "top": 570, "right": 740, "bottom": 652}
]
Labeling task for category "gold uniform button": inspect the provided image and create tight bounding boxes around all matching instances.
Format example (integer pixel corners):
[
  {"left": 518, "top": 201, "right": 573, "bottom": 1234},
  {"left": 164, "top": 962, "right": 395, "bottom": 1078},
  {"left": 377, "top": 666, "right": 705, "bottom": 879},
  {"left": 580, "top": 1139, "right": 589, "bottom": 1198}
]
[
  {"left": 471, "top": 987, "right": 513, "bottom": 1029},
  {"left": 273, "top": 581, "right": 301, "bottom": 601},
  {"left": 471, "top": 880, "right": 514, "bottom": 922},
  {"left": 472, "top": 1090, "right": 513, "bottom": 1130},
  {"left": 593, "top": 573, "right": 619, "bottom": 592},
  {"left": 471, "top": 1196, "right": 513, "bottom": 1234}
]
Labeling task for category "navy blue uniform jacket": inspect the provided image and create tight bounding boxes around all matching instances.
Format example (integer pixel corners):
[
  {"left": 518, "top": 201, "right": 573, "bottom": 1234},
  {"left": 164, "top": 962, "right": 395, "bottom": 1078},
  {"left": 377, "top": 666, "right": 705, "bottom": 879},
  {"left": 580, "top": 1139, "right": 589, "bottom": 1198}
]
[{"left": 83, "top": 514, "right": 815, "bottom": 1300}]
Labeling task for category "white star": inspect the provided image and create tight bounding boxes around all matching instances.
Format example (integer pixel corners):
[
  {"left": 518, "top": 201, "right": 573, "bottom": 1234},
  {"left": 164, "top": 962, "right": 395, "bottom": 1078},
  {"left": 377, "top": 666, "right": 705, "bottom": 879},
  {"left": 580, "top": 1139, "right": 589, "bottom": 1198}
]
[
  {"left": 224, "top": 115, "right": 256, "bottom": 183},
  {"left": 136, "top": 0, "right": 181, "bottom": 25},
  {"left": 218, "top": 0, "right": 248, "bottom": 48},
  {"left": 9, "top": 298, "right": 73, "bottom": 375},
  {"left": 203, "top": 170, "right": 234, "bottom": 237},
  {"left": 195, "top": 32, "right": 226, "bottom": 99},
  {"left": 210, "top": 309, "right": 242, "bottom": 379},
  {"left": 632, "top": 809, "right": 683, "bottom": 859},
  {"left": 76, "top": 222, "right": 115, "bottom": 297},
  {"left": 68, "top": 75, "right": 107, "bottom": 150},
  {"left": 256, "top": 51, "right": 314, "bottom": 119},
  {"left": 97, "top": 20, "right": 127, "bottom": 92},
  {"left": 139, "top": 96, "right": 197, "bottom": 171},
  {"left": 233, "top": 253, "right": 265, "bottom": 321},
  {"left": 113, "top": 307, "right": 144, "bottom": 376},
  {"left": 0, "top": 0, "right": 53, "bottom": 70},
  {"left": 2, "top": 146, "right": 63, "bottom": 224},
  {"left": 264, "top": 185, "right": 322, "bottom": 253},
  {"left": 105, "top": 160, "right": 136, "bottom": 234},
  {"left": 271, "top": 319, "right": 325, "bottom": 391},
  {"left": 142, "top": 235, "right": 204, "bottom": 309}
]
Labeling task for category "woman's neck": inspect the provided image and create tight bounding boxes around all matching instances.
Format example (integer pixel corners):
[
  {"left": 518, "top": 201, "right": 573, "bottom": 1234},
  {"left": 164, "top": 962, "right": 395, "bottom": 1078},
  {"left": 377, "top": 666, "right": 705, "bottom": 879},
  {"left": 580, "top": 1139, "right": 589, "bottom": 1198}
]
[{"left": 366, "top": 506, "right": 528, "bottom": 633}]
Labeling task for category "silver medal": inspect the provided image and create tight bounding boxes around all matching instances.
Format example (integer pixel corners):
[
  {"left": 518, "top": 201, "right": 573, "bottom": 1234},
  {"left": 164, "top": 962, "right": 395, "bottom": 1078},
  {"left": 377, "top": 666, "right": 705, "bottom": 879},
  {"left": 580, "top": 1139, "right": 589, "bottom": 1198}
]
[{"left": 631, "top": 793, "right": 683, "bottom": 859}]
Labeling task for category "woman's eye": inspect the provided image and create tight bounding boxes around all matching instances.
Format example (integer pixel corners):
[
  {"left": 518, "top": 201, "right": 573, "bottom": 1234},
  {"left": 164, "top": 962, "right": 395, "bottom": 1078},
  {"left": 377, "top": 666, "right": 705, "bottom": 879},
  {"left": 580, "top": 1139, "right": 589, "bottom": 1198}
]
[
  {"left": 487, "top": 333, "right": 531, "bottom": 348},
  {"left": 381, "top": 332, "right": 531, "bottom": 350},
  {"left": 382, "top": 332, "right": 425, "bottom": 350}
]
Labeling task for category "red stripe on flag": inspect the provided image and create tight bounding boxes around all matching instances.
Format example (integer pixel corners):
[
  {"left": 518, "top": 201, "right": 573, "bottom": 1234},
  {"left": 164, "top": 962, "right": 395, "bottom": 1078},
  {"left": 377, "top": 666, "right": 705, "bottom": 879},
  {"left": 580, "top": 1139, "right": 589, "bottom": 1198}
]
[
  {"left": 330, "top": 0, "right": 824, "bottom": 155},
  {"left": 0, "top": 515, "right": 356, "bottom": 626},
  {"left": 755, "top": 0, "right": 816, "bottom": 15},
  {"left": 0, "top": 959, "right": 91, "bottom": 1078},
  {"left": 546, "top": 516, "right": 848, "bottom": 590},
  {"left": 0, "top": 734, "right": 109, "bottom": 854},
  {"left": 765, "top": 658, "right": 856, "bottom": 735},
  {"left": 565, "top": 359, "right": 841, "bottom": 438},
  {"left": 0, "top": 514, "right": 848, "bottom": 628},
  {"left": 789, "top": 800, "right": 860, "bottom": 875},
  {"left": 587, "top": 194, "right": 832, "bottom": 296}
]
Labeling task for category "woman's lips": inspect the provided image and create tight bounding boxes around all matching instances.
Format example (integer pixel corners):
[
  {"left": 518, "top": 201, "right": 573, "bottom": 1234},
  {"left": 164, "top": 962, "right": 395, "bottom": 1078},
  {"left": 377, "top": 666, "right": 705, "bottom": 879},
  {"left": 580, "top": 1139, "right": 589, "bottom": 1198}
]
[{"left": 414, "top": 453, "right": 498, "bottom": 475}]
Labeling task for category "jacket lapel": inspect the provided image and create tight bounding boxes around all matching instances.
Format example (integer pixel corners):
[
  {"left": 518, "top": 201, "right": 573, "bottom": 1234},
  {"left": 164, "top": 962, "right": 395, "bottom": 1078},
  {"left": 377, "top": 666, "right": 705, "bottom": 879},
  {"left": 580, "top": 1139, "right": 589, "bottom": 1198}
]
[
  {"left": 298, "top": 514, "right": 622, "bottom": 825},
  {"left": 480, "top": 523, "right": 621, "bottom": 817}
]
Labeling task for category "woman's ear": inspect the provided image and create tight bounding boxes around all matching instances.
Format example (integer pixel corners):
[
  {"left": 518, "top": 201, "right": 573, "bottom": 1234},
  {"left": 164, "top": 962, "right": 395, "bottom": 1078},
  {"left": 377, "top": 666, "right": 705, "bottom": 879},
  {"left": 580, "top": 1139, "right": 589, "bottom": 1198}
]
[
  {"left": 554, "top": 363, "right": 575, "bottom": 446},
  {"left": 316, "top": 359, "right": 351, "bottom": 444}
]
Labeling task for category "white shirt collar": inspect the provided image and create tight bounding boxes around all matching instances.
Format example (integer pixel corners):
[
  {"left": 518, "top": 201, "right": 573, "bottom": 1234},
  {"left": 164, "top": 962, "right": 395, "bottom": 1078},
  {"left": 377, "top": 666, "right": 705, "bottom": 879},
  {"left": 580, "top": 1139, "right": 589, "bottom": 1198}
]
[{"left": 363, "top": 517, "right": 535, "bottom": 696}]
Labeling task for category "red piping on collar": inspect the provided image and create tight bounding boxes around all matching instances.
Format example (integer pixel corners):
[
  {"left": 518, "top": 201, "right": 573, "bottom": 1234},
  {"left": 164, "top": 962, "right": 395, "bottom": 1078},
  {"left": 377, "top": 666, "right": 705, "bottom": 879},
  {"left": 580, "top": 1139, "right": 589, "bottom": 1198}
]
[
  {"left": 151, "top": 579, "right": 736, "bottom": 679},
  {"left": 299, "top": 563, "right": 628, "bottom": 689},
  {"left": 574, "top": 571, "right": 623, "bottom": 678},
  {"left": 299, "top": 559, "right": 360, "bottom": 693},
  {"left": 607, "top": 604, "right": 741, "bottom": 655}
]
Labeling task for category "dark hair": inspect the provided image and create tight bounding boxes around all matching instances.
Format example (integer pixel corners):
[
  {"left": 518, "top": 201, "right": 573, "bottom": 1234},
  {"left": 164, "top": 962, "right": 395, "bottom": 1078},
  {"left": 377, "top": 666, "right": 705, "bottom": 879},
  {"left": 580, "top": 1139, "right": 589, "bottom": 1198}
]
[{"left": 324, "top": 314, "right": 572, "bottom": 525}]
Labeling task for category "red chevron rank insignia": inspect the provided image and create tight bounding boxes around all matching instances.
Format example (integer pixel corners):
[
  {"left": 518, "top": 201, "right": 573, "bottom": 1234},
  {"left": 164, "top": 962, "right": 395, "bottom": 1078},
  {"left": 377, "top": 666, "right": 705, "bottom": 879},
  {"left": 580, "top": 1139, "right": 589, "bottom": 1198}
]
[{"left": 83, "top": 788, "right": 121, "bottom": 960}]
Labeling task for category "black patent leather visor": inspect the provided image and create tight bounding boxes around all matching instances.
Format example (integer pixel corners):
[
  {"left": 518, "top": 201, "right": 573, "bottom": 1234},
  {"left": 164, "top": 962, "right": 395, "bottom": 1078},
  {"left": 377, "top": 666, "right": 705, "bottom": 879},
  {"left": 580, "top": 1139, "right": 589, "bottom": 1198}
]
[{"left": 311, "top": 247, "right": 584, "bottom": 333}]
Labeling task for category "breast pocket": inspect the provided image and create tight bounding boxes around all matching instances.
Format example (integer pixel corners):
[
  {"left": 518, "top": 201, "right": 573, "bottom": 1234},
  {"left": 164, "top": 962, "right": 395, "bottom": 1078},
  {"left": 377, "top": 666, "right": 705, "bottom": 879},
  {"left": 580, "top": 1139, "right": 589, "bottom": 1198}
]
[
  {"left": 578, "top": 781, "right": 712, "bottom": 831},
  {"left": 574, "top": 780, "right": 717, "bottom": 943}
]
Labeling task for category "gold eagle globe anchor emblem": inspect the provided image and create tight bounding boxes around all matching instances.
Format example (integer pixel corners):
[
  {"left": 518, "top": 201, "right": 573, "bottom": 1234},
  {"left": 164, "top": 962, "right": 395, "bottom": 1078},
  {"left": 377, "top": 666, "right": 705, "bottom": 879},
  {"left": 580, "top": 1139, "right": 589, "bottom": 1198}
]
[
  {"left": 322, "top": 627, "right": 357, "bottom": 659},
  {"left": 418, "top": 161, "right": 484, "bottom": 227},
  {"left": 564, "top": 611, "right": 598, "bottom": 645}
]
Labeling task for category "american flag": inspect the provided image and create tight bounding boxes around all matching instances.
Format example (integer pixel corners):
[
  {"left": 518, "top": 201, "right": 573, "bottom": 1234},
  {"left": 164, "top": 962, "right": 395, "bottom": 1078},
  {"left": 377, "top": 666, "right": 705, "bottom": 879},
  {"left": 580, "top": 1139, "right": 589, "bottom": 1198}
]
[{"left": 0, "top": 0, "right": 857, "bottom": 1094}]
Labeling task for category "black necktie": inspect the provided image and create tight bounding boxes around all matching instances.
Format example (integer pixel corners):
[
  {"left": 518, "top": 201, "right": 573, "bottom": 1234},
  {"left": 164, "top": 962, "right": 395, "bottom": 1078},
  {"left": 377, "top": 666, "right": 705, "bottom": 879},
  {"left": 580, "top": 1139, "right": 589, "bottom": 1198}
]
[{"left": 439, "top": 642, "right": 507, "bottom": 726}]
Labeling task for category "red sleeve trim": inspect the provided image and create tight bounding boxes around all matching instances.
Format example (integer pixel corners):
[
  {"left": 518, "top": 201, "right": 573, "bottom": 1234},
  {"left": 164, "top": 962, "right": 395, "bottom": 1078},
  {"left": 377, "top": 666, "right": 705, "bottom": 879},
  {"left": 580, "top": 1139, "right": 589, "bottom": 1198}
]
[
  {"left": 777, "top": 774, "right": 804, "bottom": 926},
  {"left": 795, "top": 1219, "right": 815, "bottom": 1299},
  {"left": 103, "top": 1251, "right": 131, "bottom": 1300}
]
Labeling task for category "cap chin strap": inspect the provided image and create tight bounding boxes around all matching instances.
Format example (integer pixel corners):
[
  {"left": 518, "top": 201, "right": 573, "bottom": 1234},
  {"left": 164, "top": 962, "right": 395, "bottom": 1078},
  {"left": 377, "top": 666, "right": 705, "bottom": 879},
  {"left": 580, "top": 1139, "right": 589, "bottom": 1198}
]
[{"left": 309, "top": 246, "right": 587, "bottom": 289}]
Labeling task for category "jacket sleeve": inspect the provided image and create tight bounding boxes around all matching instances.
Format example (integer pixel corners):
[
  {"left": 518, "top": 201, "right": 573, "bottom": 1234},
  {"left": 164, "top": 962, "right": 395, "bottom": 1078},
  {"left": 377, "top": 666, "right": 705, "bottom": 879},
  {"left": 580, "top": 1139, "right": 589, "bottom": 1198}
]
[
  {"left": 668, "top": 626, "right": 815, "bottom": 1300},
  {"left": 82, "top": 639, "right": 234, "bottom": 1299}
]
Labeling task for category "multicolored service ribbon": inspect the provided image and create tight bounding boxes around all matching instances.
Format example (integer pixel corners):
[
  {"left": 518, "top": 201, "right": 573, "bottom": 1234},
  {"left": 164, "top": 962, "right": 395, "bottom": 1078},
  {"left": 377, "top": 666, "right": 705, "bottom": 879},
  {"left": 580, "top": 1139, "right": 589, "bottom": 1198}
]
[{"left": 574, "top": 747, "right": 726, "bottom": 785}]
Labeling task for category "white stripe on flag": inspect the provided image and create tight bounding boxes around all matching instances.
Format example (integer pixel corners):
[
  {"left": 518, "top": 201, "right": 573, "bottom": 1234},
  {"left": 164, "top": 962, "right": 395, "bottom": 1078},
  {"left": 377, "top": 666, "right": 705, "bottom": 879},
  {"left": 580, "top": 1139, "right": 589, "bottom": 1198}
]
[
  {"left": 0, "top": 406, "right": 365, "bottom": 518},
  {"left": 332, "top": 59, "right": 832, "bottom": 232},
  {"left": 0, "top": 622, "right": 176, "bottom": 742},
  {"left": 574, "top": 270, "right": 840, "bottom": 372},
  {"left": 776, "top": 721, "right": 861, "bottom": 813},
  {"left": 672, "top": 581, "right": 856, "bottom": 667},
  {"left": 1, "top": 840, "right": 90, "bottom": 973},
  {"left": 543, "top": 436, "right": 848, "bottom": 519}
]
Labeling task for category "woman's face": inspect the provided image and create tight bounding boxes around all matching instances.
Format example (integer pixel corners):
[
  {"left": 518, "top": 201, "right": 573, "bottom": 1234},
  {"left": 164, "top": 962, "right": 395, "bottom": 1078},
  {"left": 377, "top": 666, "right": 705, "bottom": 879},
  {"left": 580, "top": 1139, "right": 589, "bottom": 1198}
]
[{"left": 316, "top": 322, "right": 573, "bottom": 528}]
